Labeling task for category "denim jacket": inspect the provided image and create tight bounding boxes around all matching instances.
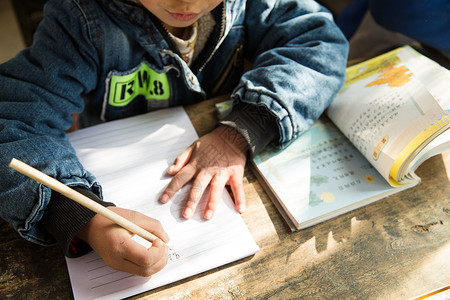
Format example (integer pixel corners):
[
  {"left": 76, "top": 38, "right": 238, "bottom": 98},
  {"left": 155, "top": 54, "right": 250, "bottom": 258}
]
[{"left": 0, "top": 0, "right": 348, "bottom": 246}]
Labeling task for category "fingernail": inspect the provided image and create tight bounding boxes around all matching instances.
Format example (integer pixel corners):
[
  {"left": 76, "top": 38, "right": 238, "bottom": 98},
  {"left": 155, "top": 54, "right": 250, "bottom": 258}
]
[
  {"left": 183, "top": 207, "right": 193, "bottom": 219},
  {"left": 168, "top": 165, "right": 174, "bottom": 173},
  {"left": 160, "top": 193, "right": 169, "bottom": 203},
  {"left": 204, "top": 209, "right": 213, "bottom": 220},
  {"left": 162, "top": 233, "right": 170, "bottom": 243},
  {"left": 238, "top": 204, "right": 245, "bottom": 213}
]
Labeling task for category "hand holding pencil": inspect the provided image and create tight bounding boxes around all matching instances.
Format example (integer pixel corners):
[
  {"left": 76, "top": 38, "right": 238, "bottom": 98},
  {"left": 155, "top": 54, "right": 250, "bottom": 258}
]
[
  {"left": 9, "top": 158, "right": 170, "bottom": 277},
  {"left": 76, "top": 206, "right": 170, "bottom": 276}
]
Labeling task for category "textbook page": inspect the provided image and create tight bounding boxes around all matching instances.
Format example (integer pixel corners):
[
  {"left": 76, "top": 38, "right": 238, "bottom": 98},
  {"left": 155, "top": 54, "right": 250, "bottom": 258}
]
[
  {"left": 388, "top": 47, "right": 450, "bottom": 182},
  {"left": 66, "top": 107, "right": 259, "bottom": 300},
  {"left": 397, "top": 47, "right": 450, "bottom": 111},
  {"left": 327, "top": 47, "right": 446, "bottom": 184},
  {"left": 252, "top": 116, "right": 414, "bottom": 230}
]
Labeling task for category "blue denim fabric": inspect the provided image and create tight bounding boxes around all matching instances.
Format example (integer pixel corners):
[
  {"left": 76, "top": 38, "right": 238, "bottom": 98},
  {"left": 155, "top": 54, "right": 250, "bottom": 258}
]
[
  {"left": 337, "top": 0, "right": 450, "bottom": 53},
  {"left": 370, "top": 0, "right": 450, "bottom": 53},
  {"left": 0, "top": 0, "right": 348, "bottom": 245}
]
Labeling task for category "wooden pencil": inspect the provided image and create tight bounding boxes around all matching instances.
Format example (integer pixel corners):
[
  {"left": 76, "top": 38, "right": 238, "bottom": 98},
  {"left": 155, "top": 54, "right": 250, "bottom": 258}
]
[{"left": 8, "top": 158, "right": 161, "bottom": 243}]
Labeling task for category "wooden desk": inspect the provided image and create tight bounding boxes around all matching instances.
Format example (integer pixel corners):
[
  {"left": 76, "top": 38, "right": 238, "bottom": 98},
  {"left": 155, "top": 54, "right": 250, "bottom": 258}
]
[{"left": 1, "top": 96, "right": 449, "bottom": 299}]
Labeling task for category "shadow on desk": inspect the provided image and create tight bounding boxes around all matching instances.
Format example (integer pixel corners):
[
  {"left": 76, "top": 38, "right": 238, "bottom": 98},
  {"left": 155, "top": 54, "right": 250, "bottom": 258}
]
[{"left": 239, "top": 154, "right": 450, "bottom": 299}]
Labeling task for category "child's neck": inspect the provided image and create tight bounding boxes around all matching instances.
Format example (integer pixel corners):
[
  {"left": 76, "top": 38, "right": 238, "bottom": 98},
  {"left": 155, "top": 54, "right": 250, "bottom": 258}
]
[{"left": 164, "top": 24, "right": 190, "bottom": 39}]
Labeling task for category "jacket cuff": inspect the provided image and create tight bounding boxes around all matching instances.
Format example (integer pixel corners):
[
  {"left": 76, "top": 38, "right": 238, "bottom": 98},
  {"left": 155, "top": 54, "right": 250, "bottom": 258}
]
[
  {"left": 38, "top": 186, "right": 115, "bottom": 258},
  {"left": 219, "top": 102, "right": 279, "bottom": 156}
]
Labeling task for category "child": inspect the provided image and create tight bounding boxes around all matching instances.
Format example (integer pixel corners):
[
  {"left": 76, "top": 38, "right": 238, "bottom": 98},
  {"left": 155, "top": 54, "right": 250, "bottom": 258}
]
[{"left": 0, "top": 0, "right": 348, "bottom": 276}]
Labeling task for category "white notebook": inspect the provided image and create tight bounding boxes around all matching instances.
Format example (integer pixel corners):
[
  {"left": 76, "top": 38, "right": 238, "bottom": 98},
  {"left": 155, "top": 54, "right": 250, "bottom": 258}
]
[{"left": 66, "top": 106, "right": 259, "bottom": 300}]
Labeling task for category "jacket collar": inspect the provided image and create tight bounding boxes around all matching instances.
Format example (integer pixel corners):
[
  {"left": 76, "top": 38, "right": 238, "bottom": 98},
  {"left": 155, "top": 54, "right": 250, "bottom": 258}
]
[{"left": 94, "top": 0, "right": 243, "bottom": 71}]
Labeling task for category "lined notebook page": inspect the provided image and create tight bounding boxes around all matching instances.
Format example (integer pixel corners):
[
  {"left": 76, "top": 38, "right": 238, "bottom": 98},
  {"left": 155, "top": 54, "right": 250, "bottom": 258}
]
[{"left": 66, "top": 107, "right": 259, "bottom": 300}]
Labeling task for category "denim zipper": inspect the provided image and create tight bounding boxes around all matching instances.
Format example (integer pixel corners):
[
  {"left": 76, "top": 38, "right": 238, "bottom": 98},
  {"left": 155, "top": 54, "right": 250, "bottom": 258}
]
[
  {"left": 194, "top": 3, "right": 226, "bottom": 74},
  {"left": 211, "top": 43, "right": 244, "bottom": 95}
]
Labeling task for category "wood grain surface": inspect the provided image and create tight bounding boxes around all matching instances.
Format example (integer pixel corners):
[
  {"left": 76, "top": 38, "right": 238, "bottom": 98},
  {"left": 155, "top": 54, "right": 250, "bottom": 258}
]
[{"left": 1, "top": 96, "right": 449, "bottom": 299}]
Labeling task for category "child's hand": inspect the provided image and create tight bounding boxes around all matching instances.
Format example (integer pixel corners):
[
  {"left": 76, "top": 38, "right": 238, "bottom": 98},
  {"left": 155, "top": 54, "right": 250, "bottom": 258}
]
[
  {"left": 77, "top": 207, "right": 170, "bottom": 277},
  {"left": 160, "top": 125, "right": 248, "bottom": 219}
]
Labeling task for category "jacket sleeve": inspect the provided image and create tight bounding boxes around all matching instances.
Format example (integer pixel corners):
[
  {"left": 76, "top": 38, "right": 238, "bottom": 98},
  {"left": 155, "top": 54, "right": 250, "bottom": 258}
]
[
  {"left": 38, "top": 187, "right": 115, "bottom": 257},
  {"left": 0, "top": 0, "right": 102, "bottom": 246},
  {"left": 233, "top": 0, "right": 349, "bottom": 149}
]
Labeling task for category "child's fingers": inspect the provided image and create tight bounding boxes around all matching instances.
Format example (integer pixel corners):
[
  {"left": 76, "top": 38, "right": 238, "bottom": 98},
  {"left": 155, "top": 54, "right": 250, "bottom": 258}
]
[
  {"left": 112, "top": 207, "right": 171, "bottom": 243},
  {"left": 134, "top": 212, "right": 171, "bottom": 243},
  {"left": 168, "top": 146, "right": 193, "bottom": 174},
  {"left": 204, "top": 170, "right": 229, "bottom": 219},
  {"left": 159, "top": 165, "right": 196, "bottom": 204},
  {"left": 146, "top": 239, "right": 170, "bottom": 273},
  {"left": 229, "top": 174, "right": 246, "bottom": 213},
  {"left": 182, "top": 169, "right": 213, "bottom": 219},
  {"left": 115, "top": 238, "right": 168, "bottom": 277}
]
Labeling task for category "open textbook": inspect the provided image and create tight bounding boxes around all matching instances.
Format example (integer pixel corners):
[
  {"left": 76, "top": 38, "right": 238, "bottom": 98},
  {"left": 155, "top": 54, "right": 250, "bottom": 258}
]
[
  {"left": 66, "top": 107, "right": 259, "bottom": 299},
  {"left": 250, "top": 46, "right": 450, "bottom": 230}
]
